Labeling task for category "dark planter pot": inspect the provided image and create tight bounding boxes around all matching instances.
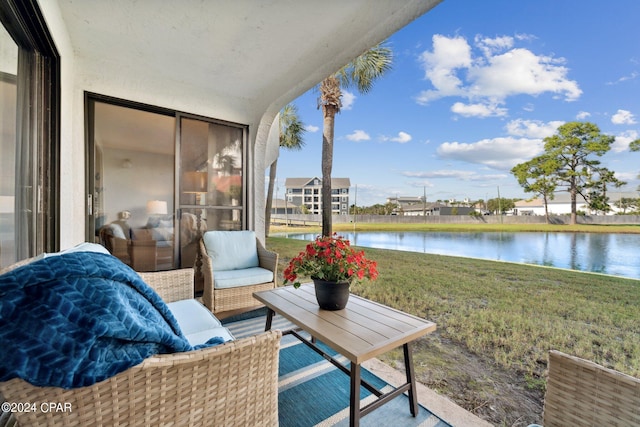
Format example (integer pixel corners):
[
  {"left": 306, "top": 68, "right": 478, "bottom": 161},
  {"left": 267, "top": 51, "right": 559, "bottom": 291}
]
[{"left": 312, "top": 278, "right": 350, "bottom": 310}]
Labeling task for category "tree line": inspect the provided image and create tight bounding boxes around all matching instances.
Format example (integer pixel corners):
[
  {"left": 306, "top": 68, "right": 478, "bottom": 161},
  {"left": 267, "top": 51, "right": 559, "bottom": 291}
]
[{"left": 511, "top": 121, "right": 640, "bottom": 224}]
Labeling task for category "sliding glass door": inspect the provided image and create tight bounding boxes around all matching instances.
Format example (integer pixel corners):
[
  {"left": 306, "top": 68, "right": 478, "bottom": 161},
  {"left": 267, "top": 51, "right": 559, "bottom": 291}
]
[
  {"left": 89, "top": 99, "right": 176, "bottom": 271},
  {"left": 178, "top": 115, "right": 245, "bottom": 274},
  {"left": 1, "top": 1, "right": 60, "bottom": 269},
  {"left": 86, "top": 96, "right": 247, "bottom": 275}
]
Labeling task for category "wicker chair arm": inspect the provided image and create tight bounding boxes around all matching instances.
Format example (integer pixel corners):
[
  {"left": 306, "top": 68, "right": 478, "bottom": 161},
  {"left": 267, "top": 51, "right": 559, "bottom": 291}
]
[
  {"left": 199, "top": 239, "right": 215, "bottom": 310},
  {"left": 0, "top": 330, "right": 282, "bottom": 427},
  {"left": 257, "top": 239, "right": 278, "bottom": 281},
  {"left": 138, "top": 268, "right": 194, "bottom": 302}
]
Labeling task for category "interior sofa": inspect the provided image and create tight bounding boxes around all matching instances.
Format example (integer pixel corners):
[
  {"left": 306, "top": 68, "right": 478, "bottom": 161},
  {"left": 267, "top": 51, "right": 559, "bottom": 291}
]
[
  {"left": 0, "top": 244, "right": 281, "bottom": 427},
  {"left": 99, "top": 220, "right": 174, "bottom": 272}
]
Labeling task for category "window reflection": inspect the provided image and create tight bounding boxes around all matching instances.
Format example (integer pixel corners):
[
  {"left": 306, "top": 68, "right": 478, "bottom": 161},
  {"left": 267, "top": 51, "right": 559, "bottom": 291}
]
[{"left": 0, "top": 24, "right": 18, "bottom": 268}]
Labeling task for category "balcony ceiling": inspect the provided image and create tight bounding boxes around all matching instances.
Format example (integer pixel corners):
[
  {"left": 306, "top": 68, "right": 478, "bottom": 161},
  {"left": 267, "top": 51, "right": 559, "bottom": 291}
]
[{"left": 56, "top": 0, "right": 440, "bottom": 125}]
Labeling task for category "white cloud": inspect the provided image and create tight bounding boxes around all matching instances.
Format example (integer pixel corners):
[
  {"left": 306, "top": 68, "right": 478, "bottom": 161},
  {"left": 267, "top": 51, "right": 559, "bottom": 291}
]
[
  {"left": 436, "top": 137, "right": 544, "bottom": 170},
  {"left": 505, "top": 119, "right": 563, "bottom": 138},
  {"left": 346, "top": 129, "right": 370, "bottom": 142},
  {"left": 341, "top": 90, "right": 356, "bottom": 110},
  {"left": 416, "top": 34, "right": 582, "bottom": 112},
  {"left": 382, "top": 131, "right": 412, "bottom": 143},
  {"left": 468, "top": 48, "right": 581, "bottom": 100},
  {"left": 576, "top": 111, "right": 591, "bottom": 120},
  {"left": 611, "top": 109, "right": 637, "bottom": 125},
  {"left": 474, "top": 35, "right": 514, "bottom": 56},
  {"left": 402, "top": 169, "right": 508, "bottom": 182},
  {"left": 606, "top": 71, "right": 639, "bottom": 85},
  {"left": 612, "top": 130, "right": 639, "bottom": 153},
  {"left": 305, "top": 125, "right": 319, "bottom": 133},
  {"left": 417, "top": 35, "right": 471, "bottom": 103},
  {"left": 451, "top": 102, "right": 507, "bottom": 118},
  {"left": 402, "top": 170, "right": 477, "bottom": 180},
  {"left": 615, "top": 171, "right": 639, "bottom": 182}
]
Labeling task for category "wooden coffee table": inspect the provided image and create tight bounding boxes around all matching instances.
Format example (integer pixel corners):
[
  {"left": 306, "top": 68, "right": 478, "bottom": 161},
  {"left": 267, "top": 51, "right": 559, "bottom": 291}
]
[{"left": 253, "top": 284, "right": 437, "bottom": 427}]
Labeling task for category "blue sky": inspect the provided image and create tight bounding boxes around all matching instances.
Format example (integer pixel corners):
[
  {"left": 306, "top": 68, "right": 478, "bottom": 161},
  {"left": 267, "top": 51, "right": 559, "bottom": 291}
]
[{"left": 272, "top": 0, "right": 640, "bottom": 207}]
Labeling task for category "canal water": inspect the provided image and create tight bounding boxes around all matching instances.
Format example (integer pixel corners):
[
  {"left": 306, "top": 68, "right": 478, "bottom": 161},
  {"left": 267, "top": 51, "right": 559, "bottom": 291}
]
[{"left": 283, "top": 231, "right": 640, "bottom": 280}]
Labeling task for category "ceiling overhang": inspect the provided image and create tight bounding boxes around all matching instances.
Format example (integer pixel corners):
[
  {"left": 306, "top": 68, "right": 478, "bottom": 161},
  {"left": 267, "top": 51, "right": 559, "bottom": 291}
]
[{"left": 56, "top": 0, "right": 442, "bottom": 124}]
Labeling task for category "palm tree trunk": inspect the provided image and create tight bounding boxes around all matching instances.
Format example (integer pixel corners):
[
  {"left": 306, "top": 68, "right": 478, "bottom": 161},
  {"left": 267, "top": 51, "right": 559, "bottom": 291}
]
[
  {"left": 265, "top": 159, "right": 277, "bottom": 236},
  {"left": 321, "top": 106, "right": 337, "bottom": 237}
]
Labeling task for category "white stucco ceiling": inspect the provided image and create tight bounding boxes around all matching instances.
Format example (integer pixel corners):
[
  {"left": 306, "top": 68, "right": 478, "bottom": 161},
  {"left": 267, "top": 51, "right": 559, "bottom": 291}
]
[{"left": 56, "top": 0, "right": 441, "bottom": 125}]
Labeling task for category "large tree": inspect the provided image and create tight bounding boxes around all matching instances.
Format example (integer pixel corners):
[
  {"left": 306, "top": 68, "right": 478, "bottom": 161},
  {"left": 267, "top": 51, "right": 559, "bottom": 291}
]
[
  {"left": 584, "top": 167, "right": 625, "bottom": 214},
  {"left": 511, "top": 154, "right": 557, "bottom": 223},
  {"left": 318, "top": 43, "right": 392, "bottom": 236},
  {"left": 265, "top": 104, "right": 305, "bottom": 236},
  {"left": 631, "top": 138, "right": 640, "bottom": 193},
  {"left": 513, "top": 122, "right": 615, "bottom": 225}
]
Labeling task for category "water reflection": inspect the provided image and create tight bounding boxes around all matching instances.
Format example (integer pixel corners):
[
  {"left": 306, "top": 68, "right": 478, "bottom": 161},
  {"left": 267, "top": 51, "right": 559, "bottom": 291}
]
[{"left": 283, "top": 231, "right": 640, "bottom": 280}]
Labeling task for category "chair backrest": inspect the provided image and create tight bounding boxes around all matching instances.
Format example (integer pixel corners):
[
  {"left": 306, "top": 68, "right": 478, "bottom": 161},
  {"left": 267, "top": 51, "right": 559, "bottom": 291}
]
[
  {"left": 543, "top": 350, "right": 640, "bottom": 426},
  {"left": 202, "top": 230, "right": 259, "bottom": 271}
]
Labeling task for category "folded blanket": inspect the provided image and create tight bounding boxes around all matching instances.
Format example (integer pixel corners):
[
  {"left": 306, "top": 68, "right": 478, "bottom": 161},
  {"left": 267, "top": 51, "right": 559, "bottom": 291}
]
[{"left": 0, "top": 252, "right": 223, "bottom": 389}]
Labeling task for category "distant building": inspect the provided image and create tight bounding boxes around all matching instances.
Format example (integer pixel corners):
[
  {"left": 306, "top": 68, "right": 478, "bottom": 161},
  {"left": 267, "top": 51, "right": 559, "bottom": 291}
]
[
  {"left": 285, "top": 177, "right": 351, "bottom": 215},
  {"left": 513, "top": 192, "right": 638, "bottom": 215},
  {"left": 269, "top": 198, "right": 300, "bottom": 215},
  {"left": 399, "top": 202, "right": 447, "bottom": 216},
  {"left": 386, "top": 196, "right": 425, "bottom": 207}
]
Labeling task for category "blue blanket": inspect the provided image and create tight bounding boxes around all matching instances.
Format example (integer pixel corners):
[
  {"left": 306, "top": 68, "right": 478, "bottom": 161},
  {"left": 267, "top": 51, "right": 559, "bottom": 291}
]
[{"left": 0, "top": 252, "right": 222, "bottom": 389}]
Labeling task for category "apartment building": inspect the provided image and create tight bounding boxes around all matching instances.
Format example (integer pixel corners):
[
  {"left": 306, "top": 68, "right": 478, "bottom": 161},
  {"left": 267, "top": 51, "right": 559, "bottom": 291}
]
[{"left": 285, "top": 177, "right": 351, "bottom": 215}]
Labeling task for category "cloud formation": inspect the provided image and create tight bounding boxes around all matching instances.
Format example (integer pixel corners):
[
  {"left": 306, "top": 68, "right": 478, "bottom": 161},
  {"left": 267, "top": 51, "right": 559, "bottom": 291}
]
[
  {"left": 611, "top": 109, "right": 637, "bottom": 125},
  {"left": 341, "top": 90, "right": 356, "bottom": 110},
  {"left": 451, "top": 102, "right": 507, "bottom": 118},
  {"left": 416, "top": 34, "right": 582, "bottom": 117},
  {"left": 612, "top": 130, "right": 639, "bottom": 153},
  {"left": 346, "top": 129, "right": 370, "bottom": 141},
  {"left": 436, "top": 137, "right": 544, "bottom": 170},
  {"left": 504, "top": 119, "right": 563, "bottom": 138},
  {"left": 305, "top": 125, "right": 319, "bottom": 133},
  {"left": 382, "top": 131, "right": 412, "bottom": 143}
]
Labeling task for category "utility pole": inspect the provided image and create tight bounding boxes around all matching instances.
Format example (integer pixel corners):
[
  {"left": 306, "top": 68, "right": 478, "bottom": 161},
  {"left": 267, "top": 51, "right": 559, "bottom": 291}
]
[
  {"left": 423, "top": 186, "right": 427, "bottom": 221},
  {"left": 353, "top": 184, "right": 357, "bottom": 232},
  {"left": 497, "top": 186, "right": 502, "bottom": 223}
]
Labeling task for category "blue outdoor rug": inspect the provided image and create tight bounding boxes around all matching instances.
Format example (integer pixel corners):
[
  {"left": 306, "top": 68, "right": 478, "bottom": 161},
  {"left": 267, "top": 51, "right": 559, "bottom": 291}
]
[{"left": 224, "top": 311, "right": 450, "bottom": 427}]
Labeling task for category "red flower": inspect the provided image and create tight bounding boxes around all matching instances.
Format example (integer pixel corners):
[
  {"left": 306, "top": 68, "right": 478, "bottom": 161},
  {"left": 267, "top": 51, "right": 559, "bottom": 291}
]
[{"left": 282, "top": 234, "right": 379, "bottom": 289}]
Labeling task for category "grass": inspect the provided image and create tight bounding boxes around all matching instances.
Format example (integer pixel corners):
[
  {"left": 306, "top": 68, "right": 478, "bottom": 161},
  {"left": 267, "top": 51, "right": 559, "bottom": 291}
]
[{"left": 266, "top": 234, "right": 640, "bottom": 385}]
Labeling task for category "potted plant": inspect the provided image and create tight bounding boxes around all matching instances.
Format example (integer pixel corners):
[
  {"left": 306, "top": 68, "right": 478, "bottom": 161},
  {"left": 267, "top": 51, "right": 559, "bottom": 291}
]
[{"left": 283, "top": 234, "right": 378, "bottom": 310}]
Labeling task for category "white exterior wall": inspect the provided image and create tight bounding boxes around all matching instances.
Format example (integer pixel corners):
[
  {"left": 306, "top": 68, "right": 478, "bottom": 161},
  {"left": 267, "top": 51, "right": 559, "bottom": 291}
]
[{"left": 33, "top": 0, "right": 441, "bottom": 248}]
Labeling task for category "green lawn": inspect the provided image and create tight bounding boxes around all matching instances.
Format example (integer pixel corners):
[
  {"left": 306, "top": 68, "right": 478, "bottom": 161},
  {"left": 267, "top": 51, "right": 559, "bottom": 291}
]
[{"left": 266, "top": 235, "right": 640, "bottom": 383}]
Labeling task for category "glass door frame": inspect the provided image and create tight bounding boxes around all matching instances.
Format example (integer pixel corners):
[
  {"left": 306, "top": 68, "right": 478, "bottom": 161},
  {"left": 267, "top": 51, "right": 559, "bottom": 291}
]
[{"left": 85, "top": 93, "right": 249, "bottom": 270}]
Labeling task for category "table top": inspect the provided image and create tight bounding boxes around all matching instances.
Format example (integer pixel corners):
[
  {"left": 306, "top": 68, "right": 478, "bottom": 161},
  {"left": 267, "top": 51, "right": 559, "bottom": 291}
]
[{"left": 253, "top": 284, "right": 437, "bottom": 364}]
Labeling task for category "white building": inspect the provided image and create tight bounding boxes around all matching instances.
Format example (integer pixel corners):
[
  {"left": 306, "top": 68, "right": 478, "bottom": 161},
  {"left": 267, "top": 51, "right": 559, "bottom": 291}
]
[
  {"left": 285, "top": 177, "right": 351, "bottom": 215},
  {"left": 513, "top": 192, "right": 638, "bottom": 216}
]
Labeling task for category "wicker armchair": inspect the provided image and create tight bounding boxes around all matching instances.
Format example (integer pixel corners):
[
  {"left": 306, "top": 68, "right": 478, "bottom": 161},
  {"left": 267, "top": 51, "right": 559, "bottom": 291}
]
[
  {"left": 540, "top": 350, "right": 640, "bottom": 426},
  {"left": 199, "top": 231, "right": 278, "bottom": 314},
  {"left": 0, "top": 266, "right": 281, "bottom": 427}
]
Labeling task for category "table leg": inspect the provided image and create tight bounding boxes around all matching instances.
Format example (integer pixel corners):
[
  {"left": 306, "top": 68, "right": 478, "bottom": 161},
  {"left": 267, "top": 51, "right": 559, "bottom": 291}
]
[
  {"left": 403, "top": 342, "right": 418, "bottom": 416},
  {"left": 350, "top": 362, "right": 361, "bottom": 427},
  {"left": 264, "top": 308, "right": 275, "bottom": 331}
]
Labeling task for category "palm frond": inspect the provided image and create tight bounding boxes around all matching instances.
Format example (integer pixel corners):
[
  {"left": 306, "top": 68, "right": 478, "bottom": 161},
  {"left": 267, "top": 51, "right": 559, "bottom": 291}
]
[
  {"left": 279, "top": 104, "right": 306, "bottom": 150},
  {"left": 337, "top": 42, "right": 392, "bottom": 93}
]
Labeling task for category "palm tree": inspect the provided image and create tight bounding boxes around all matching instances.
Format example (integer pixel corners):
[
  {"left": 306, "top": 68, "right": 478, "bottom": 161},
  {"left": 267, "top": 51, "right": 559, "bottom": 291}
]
[
  {"left": 318, "top": 43, "right": 392, "bottom": 236},
  {"left": 265, "top": 104, "right": 306, "bottom": 236}
]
